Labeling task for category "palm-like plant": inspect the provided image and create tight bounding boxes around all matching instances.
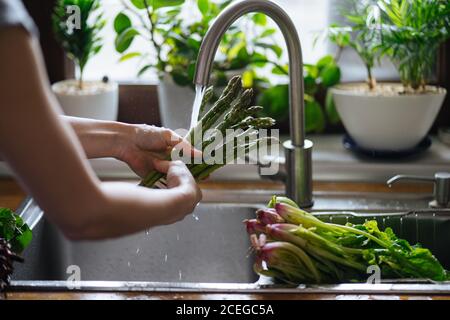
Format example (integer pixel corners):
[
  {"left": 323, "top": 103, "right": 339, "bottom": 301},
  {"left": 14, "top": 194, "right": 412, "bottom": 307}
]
[
  {"left": 378, "top": 0, "right": 450, "bottom": 91},
  {"left": 326, "top": 0, "right": 381, "bottom": 90},
  {"left": 52, "top": 0, "right": 105, "bottom": 89}
]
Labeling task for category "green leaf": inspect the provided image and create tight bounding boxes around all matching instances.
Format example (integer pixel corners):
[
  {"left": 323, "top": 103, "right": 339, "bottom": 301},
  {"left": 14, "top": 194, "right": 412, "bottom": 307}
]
[
  {"left": 197, "top": 0, "right": 210, "bottom": 16},
  {"left": 187, "top": 62, "right": 196, "bottom": 81},
  {"left": 316, "top": 55, "right": 334, "bottom": 70},
  {"left": 171, "top": 69, "right": 191, "bottom": 86},
  {"left": 304, "top": 75, "right": 318, "bottom": 95},
  {"left": 130, "top": 0, "right": 148, "bottom": 9},
  {"left": 256, "top": 43, "right": 283, "bottom": 58},
  {"left": 114, "top": 13, "right": 132, "bottom": 34},
  {"left": 0, "top": 207, "right": 32, "bottom": 254},
  {"left": 325, "top": 90, "right": 340, "bottom": 125},
  {"left": 242, "top": 70, "right": 255, "bottom": 88},
  {"left": 271, "top": 65, "right": 288, "bottom": 75},
  {"left": 119, "top": 52, "right": 141, "bottom": 62},
  {"left": 319, "top": 64, "right": 341, "bottom": 87},
  {"left": 12, "top": 225, "right": 32, "bottom": 253},
  {"left": 130, "top": 0, "right": 184, "bottom": 10},
  {"left": 115, "top": 28, "right": 139, "bottom": 53},
  {"left": 253, "top": 13, "right": 267, "bottom": 26},
  {"left": 304, "top": 63, "right": 319, "bottom": 78},
  {"left": 154, "top": 0, "right": 185, "bottom": 10},
  {"left": 258, "top": 28, "right": 277, "bottom": 38},
  {"left": 227, "top": 40, "right": 247, "bottom": 60},
  {"left": 305, "top": 99, "right": 325, "bottom": 133},
  {"left": 137, "top": 64, "right": 153, "bottom": 76},
  {"left": 258, "top": 85, "right": 289, "bottom": 120}
]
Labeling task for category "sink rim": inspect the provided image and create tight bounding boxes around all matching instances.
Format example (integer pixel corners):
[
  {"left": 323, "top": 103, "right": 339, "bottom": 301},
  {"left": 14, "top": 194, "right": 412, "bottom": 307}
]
[{"left": 9, "top": 279, "right": 450, "bottom": 294}]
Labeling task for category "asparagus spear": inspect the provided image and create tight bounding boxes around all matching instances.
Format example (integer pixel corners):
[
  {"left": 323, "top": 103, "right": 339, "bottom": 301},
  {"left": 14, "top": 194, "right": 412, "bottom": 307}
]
[
  {"left": 141, "top": 76, "right": 277, "bottom": 188},
  {"left": 198, "top": 86, "right": 214, "bottom": 121}
]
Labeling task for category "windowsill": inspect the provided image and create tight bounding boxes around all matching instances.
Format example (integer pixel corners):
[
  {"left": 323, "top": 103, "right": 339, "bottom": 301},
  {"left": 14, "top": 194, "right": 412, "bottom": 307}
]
[{"left": 1, "top": 135, "right": 449, "bottom": 182}]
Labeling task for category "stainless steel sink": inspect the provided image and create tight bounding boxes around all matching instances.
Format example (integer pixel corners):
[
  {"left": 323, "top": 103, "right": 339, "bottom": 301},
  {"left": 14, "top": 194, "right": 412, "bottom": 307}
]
[
  {"left": 13, "top": 203, "right": 260, "bottom": 283},
  {"left": 10, "top": 189, "right": 450, "bottom": 294}
]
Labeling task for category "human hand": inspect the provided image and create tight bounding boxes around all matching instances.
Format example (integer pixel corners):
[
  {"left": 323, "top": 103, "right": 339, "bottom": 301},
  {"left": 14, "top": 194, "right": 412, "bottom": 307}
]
[
  {"left": 153, "top": 159, "right": 202, "bottom": 222},
  {"left": 115, "top": 124, "right": 201, "bottom": 178}
]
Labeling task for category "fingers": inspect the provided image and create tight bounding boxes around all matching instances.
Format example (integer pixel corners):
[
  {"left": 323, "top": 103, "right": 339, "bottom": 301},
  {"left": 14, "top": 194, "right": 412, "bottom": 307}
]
[
  {"left": 165, "top": 160, "right": 194, "bottom": 188},
  {"left": 152, "top": 158, "right": 171, "bottom": 174},
  {"left": 160, "top": 128, "right": 202, "bottom": 158},
  {"left": 153, "top": 159, "right": 195, "bottom": 188},
  {"left": 150, "top": 159, "right": 202, "bottom": 224}
]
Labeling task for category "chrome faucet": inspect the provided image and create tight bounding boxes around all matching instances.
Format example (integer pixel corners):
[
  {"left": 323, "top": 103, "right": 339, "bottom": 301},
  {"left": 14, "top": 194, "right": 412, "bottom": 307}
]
[
  {"left": 387, "top": 172, "right": 450, "bottom": 208},
  {"left": 194, "top": 0, "right": 313, "bottom": 207}
]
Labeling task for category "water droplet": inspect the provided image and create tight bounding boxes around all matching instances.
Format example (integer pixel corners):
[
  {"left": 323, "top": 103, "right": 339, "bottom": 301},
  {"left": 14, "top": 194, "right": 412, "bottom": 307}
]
[
  {"left": 176, "top": 234, "right": 180, "bottom": 241},
  {"left": 164, "top": 254, "right": 168, "bottom": 263},
  {"left": 179, "top": 270, "right": 183, "bottom": 280},
  {"left": 193, "top": 214, "right": 199, "bottom": 221},
  {"left": 145, "top": 229, "right": 150, "bottom": 236},
  {"left": 127, "top": 261, "right": 131, "bottom": 268},
  {"left": 136, "top": 248, "right": 140, "bottom": 254}
]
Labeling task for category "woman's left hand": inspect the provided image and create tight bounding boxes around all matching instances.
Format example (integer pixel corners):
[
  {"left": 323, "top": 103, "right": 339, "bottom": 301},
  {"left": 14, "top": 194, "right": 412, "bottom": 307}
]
[{"left": 115, "top": 124, "right": 201, "bottom": 178}]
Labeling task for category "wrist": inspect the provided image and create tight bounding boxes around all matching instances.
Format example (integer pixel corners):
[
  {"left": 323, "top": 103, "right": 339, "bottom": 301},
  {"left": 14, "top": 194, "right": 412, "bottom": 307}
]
[{"left": 112, "top": 122, "right": 138, "bottom": 161}]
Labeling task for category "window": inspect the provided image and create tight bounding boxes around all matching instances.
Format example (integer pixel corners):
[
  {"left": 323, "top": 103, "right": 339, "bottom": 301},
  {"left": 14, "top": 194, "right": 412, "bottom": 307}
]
[{"left": 83, "top": 0, "right": 333, "bottom": 83}]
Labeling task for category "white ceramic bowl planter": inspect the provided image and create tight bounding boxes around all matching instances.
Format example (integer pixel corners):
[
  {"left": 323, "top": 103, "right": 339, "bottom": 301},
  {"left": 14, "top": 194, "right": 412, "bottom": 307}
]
[
  {"left": 157, "top": 75, "right": 195, "bottom": 130},
  {"left": 52, "top": 79, "right": 119, "bottom": 121},
  {"left": 331, "top": 83, "right": 447, "bottom": 151}
]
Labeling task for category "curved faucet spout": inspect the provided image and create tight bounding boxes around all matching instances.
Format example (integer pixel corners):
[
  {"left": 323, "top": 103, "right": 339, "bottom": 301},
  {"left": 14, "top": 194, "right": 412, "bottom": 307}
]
[
  {"left": 193, "top": 0, "right": 305, "bottom": 147},
  {"left": 194, "top": 0, "right": 313, "bottom": 207}
]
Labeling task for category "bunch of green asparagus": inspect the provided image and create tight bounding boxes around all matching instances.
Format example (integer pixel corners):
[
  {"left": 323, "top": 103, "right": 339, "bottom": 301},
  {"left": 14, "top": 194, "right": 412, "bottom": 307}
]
[
  {"left": 245, "top": 196, "right": 449, "bottom": 284},
  {"left": 141, "top": 76, "right": 277, "bottom": 188}
]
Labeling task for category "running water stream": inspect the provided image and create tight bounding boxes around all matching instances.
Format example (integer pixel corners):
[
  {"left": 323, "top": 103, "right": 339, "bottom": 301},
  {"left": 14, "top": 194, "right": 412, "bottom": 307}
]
[{"left": 189, "top": 84, "right": 206, "bottom": 130}]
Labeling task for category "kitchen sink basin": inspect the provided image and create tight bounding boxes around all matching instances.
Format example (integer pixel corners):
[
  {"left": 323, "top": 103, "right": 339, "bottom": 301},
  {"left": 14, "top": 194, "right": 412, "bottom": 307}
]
[
  {"left": 10, "top": 189, "right": 450, "bottom": 294},
  {"left": 13, "top": 203, "right": 260, "bottom": 283}
]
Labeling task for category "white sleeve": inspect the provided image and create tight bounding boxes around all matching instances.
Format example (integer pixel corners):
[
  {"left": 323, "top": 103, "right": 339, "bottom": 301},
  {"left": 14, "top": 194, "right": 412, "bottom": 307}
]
[{"left": 0, "top": 0, "right": 38, "bottom": 37}]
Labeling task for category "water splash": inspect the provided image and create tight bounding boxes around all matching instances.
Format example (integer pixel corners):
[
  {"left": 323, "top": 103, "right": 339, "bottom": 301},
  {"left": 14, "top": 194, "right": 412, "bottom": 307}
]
[
  {"left": 193, "top": 214, "right": 199, "bottom": 221},
  {"left": 164, "top": 254, "right": 168, "bottom": 263},
  {"left": 136, "top": 248, "right": 140, "bottom": 255},
  {"left": 190, "top": 85, "right": 206, "bottom": 129}
]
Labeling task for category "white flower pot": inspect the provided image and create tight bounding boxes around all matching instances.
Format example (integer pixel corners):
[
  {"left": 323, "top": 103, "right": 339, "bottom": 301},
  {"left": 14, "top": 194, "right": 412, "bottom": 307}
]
[
  {"left": 157, "top": 76, "right": 195, "bottom": 130},
  {"left": 52, "top": 80, "right": 119, "bottom": 121},
  {"left": 331, "top": 83, "right": 447, "bottom": 151}
]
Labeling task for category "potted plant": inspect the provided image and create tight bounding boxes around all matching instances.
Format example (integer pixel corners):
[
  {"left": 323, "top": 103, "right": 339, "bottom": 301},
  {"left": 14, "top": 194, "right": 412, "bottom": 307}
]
[
  {"left": 52, "top": 0, "right": 118, "bottom": 121},
  {"left": 330, "top": 0, "right": 449, "bottom": 151},
  {"left": 113, "top": 0, "right": 295, "bottom": 130},
  {"left": 114, "top": 0, "right": 342, "bottom": 132}
]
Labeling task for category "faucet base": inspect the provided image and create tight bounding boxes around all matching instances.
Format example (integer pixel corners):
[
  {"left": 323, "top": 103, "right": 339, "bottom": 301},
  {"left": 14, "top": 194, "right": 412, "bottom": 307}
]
[{"left": 283, "top": 139, "right": 314, "bottom": 208}]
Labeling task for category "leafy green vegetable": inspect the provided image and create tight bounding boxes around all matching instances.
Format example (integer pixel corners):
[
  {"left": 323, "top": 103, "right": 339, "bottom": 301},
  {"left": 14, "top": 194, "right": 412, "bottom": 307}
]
[
  {"left": 0, "top": 208, "right": 32, "bottom": 254},
  {"left": 247, "top": 197, "right": 449, "bottom": 284}
]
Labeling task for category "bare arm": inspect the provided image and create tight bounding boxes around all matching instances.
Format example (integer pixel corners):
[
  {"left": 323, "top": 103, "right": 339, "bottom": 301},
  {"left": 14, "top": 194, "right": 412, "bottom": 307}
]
[
  {"left": 63, "top": 116, "right": 201, "bottom": 178},
  {"left": 0, "top": 27, "right": 201, "bottom": 240}
]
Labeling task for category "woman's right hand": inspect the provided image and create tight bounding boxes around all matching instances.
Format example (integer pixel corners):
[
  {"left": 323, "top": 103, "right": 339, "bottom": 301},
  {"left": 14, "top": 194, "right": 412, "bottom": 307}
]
[{"left": 153, "top": 159, "right": 202, "bottom": 223}]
